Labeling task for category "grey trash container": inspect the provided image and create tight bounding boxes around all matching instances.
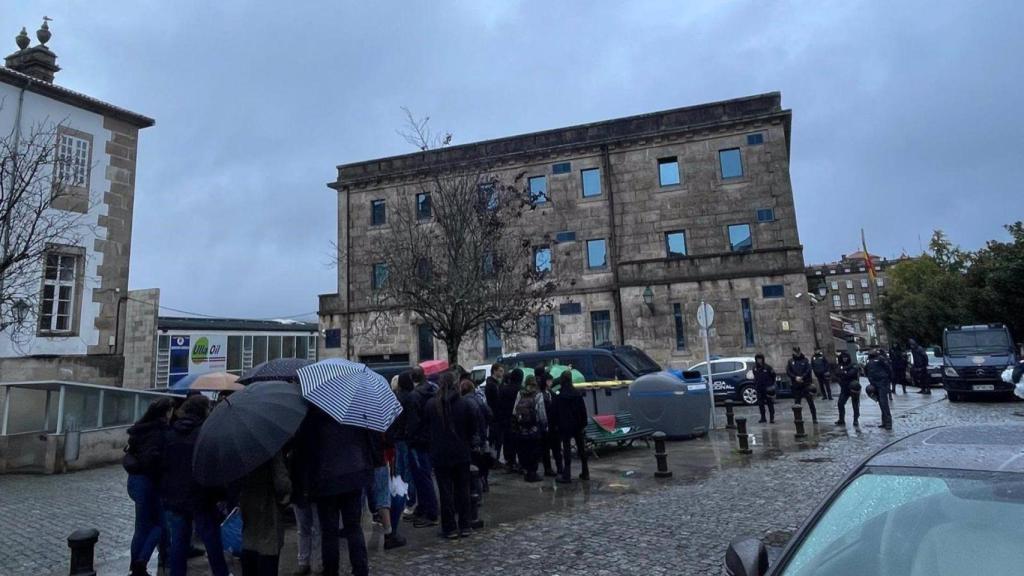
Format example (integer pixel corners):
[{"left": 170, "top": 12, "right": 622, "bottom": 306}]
[{"left": 628, "top": 371, "right": 711, "bottom": 439}]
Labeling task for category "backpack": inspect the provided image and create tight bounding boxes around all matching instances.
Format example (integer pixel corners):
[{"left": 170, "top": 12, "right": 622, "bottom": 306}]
[{"left": 513, "top": 393, "right": 539, "bottom": 435}]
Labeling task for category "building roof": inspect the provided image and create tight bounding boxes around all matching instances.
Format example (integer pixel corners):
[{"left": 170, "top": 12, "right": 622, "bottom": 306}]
[
  {"left": 867, "top": 424, "right": 1024, "bottom": 474},
  {"left": 332, "top": 92, "right": 789, "bottom": 188},
  {"left": 158, "top": 316, "right": 318, "bottom": 333},
  {"left": 0, "top": 66, "right": 154, "bottom": 128}
]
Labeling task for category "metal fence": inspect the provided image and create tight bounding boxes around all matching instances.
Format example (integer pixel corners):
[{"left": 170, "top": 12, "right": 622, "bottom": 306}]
[{"left": 1, "top": 381, "right": 174, "bottom": 436}]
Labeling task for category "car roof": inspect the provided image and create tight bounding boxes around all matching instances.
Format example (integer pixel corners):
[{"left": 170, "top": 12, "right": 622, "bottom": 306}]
[
  {"left": 691, "top": 357, "right": 755, "bottom": 365},
  {"left": 866, "top": 424, "right": 1024, "bottom": 474}
]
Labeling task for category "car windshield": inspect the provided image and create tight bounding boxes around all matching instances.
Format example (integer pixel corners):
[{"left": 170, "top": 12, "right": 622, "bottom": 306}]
[
  {"left": 944, "top": 329, "right": 1012, "bottom": 355},
  {"left": 779, "top": 468, "right": 1024, "bottom": 576},
  {"left": 613, "top": 346, "right": 661, "bottom": 375}
]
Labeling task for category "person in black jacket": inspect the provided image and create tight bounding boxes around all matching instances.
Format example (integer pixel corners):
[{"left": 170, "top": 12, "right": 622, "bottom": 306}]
[
  {"left": 424, "top": 372, "right": 480, "bottom": 539},
  {"left": 160, "top": 395, "right": 229, "bottom": 576},
  {"left": 811, "top": 349, "right": 833, "bottom": 400},
  {"left": 537, "top": 369, "right": 563, "bottom": 478},
  {"left": 483, "top": 363, "right": 505, "bottom": 461},
  {"left": 497, "top": 368, "right": 524, "bottom": 472},
  {"left": 552, "top": 372, "right": 589, "bottom": 483},
  {"left": 865, "top": 348, "right": 894, "bottom": 430},
  {"left": 787, "top": 347, "right": 817, "bottom": 423},
  {"left": 908, "top": 339, "right": 932, "bottom": 395},
  {"left": 835, "top": 351, "right": 861, "bottom": 427},
  {"left": 407, "top": 372, "right": 439, "bottom": 527},
  {"left": 752, "top": 354, "right": 776, "bottom": 424},
  {"left": 392, "top": 372, "right": 418, "bottom": 517},
  {"left": 890, "top": 344, "right": 909, "bottom": 394},
  {"left": 124, "top": 398, "right": 174, "bottom": 576}
]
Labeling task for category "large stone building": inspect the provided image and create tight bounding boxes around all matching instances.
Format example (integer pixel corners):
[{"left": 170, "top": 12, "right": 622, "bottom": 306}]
[
  {"left": 320, "top": 92, "right": 815, "bottom": 370},
  {"left": 0, "top": 23, "right": 154, "bottom": 384}
]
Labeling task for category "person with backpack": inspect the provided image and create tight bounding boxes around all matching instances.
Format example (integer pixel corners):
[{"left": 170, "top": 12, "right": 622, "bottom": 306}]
[
  {"left": 787, "top": 347, "right": 818, "bottom": 423},
  {"left": 752, "top": 354, "right": 776, "bottom": 424},
  {"left": 497, "top": 368, "right": 524, "bottom": 473},
  {"left": 424, "top": 372, "right": 480, "bottom": 539},
  {"left": 512, "top": 374, "right": 547, "bottom": 483},
  {"left": 835, "top": 351, "right": 862, "bottom": 427},
  {"left": 124, "top": 398, "right": 174, "bottom": 576},
  {"left": 552, "top": 371, "right": 589, "bottom": 483}
]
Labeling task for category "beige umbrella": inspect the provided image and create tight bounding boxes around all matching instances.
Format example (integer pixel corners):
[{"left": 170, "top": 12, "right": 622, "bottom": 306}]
[{"left": 189, "top": 372, "right": 243, "bottom": 392}]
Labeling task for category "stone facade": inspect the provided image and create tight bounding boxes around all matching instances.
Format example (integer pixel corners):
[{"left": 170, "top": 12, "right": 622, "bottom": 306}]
[
  {"left": 121, "top": 288, "right": 159, "bottom": 389},
  {"left": 321, "top": 93, "right": 815, "bottom": 370}
]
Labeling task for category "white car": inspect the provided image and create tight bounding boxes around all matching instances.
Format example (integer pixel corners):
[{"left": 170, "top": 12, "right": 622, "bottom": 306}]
[{"left": 471, "top": 364, "right": 492, "bottom": 386}]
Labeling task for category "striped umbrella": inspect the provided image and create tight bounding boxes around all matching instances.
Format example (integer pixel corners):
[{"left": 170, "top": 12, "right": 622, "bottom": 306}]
[{"left": 297, "top": 358, "right": 402, "bottom": 432}]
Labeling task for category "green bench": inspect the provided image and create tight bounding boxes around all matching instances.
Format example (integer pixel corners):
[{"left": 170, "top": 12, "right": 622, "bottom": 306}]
[{"left": 584, "top": 411, "right": 654, "bottom": 455}]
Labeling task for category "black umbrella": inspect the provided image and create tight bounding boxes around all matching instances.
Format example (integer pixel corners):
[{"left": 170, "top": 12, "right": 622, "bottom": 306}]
[
  {"left": 237, "top": 358, "right": 312, "bottom": 385},
  {"left": 193, "top": 380, "right": 308, "bottom": 486}
]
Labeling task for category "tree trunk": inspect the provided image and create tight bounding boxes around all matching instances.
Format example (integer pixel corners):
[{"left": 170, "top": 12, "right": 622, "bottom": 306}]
[{"left": 446, "top": 336, "right": 461, "bottom": 367}]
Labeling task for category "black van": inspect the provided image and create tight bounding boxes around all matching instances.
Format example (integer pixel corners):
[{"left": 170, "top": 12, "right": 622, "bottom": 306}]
[
  {"left": 497, "top": 345, "right": 662, "bottom": 382},
  {"left": 942, "top": 323, "right": 1018, "bottom": 401}
]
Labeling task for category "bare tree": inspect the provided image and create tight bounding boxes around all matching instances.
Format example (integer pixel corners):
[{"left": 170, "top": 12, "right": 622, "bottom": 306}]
[
  {"left": 349, "top": 110, "right": 557, "bottom": 365},
  {"left": 0, "top": 111, "right": 92, "bottom": 345}
]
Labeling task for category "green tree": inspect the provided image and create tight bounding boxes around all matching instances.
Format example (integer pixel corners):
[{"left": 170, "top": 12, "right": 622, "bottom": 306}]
[
  {"left": 964, "top": 222, "right": 1024, "bottom": 341},
  {"left": 878, "top": 256, "right": 970, "bottom": 346}
]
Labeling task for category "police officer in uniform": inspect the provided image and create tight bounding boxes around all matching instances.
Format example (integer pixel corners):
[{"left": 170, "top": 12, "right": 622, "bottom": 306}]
[
  {"left": 786, "top": 347, "right": 817, "bottom": 423},
  {"left": 834, "top": 351, "right": 861, "bottom": 427},
  {"left": 753, "top": 354, "right": 776, "bottom": 424},
  {"left": 908, "top": 339, "right": 931, "bottom": 395},
  {"left": 865, "top": 347, "right": 893, "bottom": 430}
]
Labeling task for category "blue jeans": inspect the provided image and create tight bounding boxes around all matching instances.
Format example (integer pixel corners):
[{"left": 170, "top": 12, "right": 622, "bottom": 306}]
[
  {"left": 394, "top": 441, "right": 416, "bottom": 507},
  {"left": 166, "top": 509, "right": 229, "bottom": 576},
  {"left": 127, "top": 475, "right": 162, "bottom": 566},
  {"left": 409, "top": 448, "right": 437, "bottom": 520}
]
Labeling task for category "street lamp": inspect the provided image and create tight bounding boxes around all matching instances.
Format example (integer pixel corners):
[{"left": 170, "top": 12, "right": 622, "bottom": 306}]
[
  {"left": 642, "top": 286, "right": 654, "bottom": 312},
  {"left": 1, "top": 299, "right": 31, "bottom": 331},
  {"left": 795, "top": 292, "right": 822, "bottom": 350}
]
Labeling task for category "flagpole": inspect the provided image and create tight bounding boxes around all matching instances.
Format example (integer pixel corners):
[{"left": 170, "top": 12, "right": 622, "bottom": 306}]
[{"left": 862, "top": 228, "right": 881, "bottom": 346}]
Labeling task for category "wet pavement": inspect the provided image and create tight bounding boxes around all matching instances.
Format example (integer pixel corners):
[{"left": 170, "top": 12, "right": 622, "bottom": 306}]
[{"left": 1, "top": 389, "right": 1017, "bottom": 576}]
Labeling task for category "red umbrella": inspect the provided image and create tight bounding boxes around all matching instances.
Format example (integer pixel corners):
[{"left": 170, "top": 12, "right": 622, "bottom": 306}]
[{"left": 419, "top": 359, "right": 449, "bottom": 376}]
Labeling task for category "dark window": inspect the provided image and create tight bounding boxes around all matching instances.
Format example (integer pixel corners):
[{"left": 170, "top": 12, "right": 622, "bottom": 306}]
[
  {"left": 371, "top": 199, "right": 386, "bottom": 225},
  {"left": 416, "top": 257, "right": 432, "bottom": 281},
  {"left": 484, "top": 321, "right": 502, "bottom": 360},
  {"left": 536, "top": 315, "right": 555, "bottom": 351},
  {"left": 552, "top": 162, "right": 571, "bottom": 175},
  {"left": 534, "top": 246, "right": 551, "bottom": 273},
  {"left": 586, "top": 239, "right": 607, "bottom": 269},
  {"left": 324, "top": 329, "right": 341, "bottom": 349},
  {"left": 593, "top": 355, "right": 618, "bottom": 380},
  {"left": 295, "top": 336, "right": 309, "bottom": 360},
  {"left": 747, "top": 133, "right": 764, "bottom": 146},
  {"left": 741, "top": 298, "right": 755, "bottom": 347},
  {"left": 253, "top": 335, "right": 268, "bottom": 363},
  {"left": 581, "top": 168, "right": 601, "bottom": 198},
  {"left": 227, "top": 335, "right": 243, "bottom": 374},
  {"left": 673, "top": 303, "right": 686, "bottom": 350},
  {"left": 591, "top": 311, "right": 611, "bottom": 346},
  {"left": 762, "top": 285, "right": 785, "bottom": 298},
  {"left": 555, "top": 231, "right": 576, "bottom": 243},
  {"left": 665, "top": 230, "right": 687, "bottom": 258},
  {"left": 372, "top": 263, "right": 388, "bottom": 290},
  {"left": 756, "top": 208, "right": 775, "bottom": 222},
  {"left": 416, "top": 192, "right": 432, "bottom": 220},
  {"left": 478, "top": 182, "right": 498, "bottom": 211},
  {"left": 658, "top": 157, "right": 680, "bottom": 186},
  {"left": 528, "top": 175, "right": 548, "bottom": 204},
  {"left": 282, "top": 336, "right": 295, "bottom": 358},
  {"left": 417, "top": 324, "right": 434, "bottom": 362},
  {"left": 268, "top": 336, "right": 282, "bottom": 360},
  {"left": 559, "top": 302, "right": 582, "bottom": 315},
  {"left": 719, "top": 148, "right": 743, "bottom": 179},
  {"left": 728, "top": 224, "right": 753, "bottom": 252}
]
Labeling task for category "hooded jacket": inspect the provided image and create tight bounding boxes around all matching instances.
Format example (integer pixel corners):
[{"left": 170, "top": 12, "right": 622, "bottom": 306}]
[
  {"left": 811, "top": 354, "right": 831, "bottom": 376},
  {"left": 752, "top": 359, "right": 776, "bottom": 390},
  {"left": 124, "top": 419, "right": 166, "bottom": 477},
  {"left": 408, "top": 380, "right": 437, "bottom": 449},
  {"left": 160, "top": 416, "right": 215, "bottom": 513},
  {"left": 836, "top": 353, "right": 860, "bottom": 387},
  {"left": 909, "top": 342, "right": 929, "bottom": 370},
  {"left": 424, "top": 389, "right": 480, "bottom": 468},
  {"left": 865, "top": 355, "right": 893, "bottom": 387},
  {"left": 787, "top": 353, "right": 812, "bottom": 385},
  {"left": 551, "top": 379, "right": 588, "bottom": 437},
  {"left": 292, "top": 408, "right": 374, "bottom": 500},
  {"left": 497, "top": 369, "right": 524, "bottom": 427}
]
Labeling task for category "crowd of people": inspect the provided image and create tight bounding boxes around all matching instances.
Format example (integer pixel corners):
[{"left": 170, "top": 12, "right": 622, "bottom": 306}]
[{"left": 121, "top": 361, "right": 591, "bottom": 576}]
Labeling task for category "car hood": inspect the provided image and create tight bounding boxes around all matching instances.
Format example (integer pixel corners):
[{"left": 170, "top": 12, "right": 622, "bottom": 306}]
[{"left": 945, "top": 354, "right": 1014, "bottom": 368}]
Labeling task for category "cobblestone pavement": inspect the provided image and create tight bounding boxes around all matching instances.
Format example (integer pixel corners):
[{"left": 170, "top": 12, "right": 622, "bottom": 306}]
[{"left": 1, "top": 392, "right": 1020, "bottom": 576}]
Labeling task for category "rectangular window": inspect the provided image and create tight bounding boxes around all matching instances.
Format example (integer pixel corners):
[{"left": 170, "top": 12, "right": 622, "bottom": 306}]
[
  {"left": 372, "top": 263, "right": 388, "bottom": 290},
  {"left": 863, "top": 292, "right": 872, "bottom": 306},
  {"left": 845, "top": 280, "right": 853, "bottom": 289},
  {"left": 536, "top": 314, "right": 555, "bottom": 351},
  {"left": 282, "top": 336, "right": 296, "bottom": 358},
  {"left": 227, "top": 336, "right": 243, "bottom": 374},
  {"left": 746, "top": 133, "right": 764, "bottom": 146},
  {"left": 581, "top": 168, "right": 601, "bottom": 198},
  {"left": 559, "top": 302, "right": 582, "bottom": 315},
  {"left": 57, "top": 133, "right": 90, "bottom": 188},
  {"left": 268, "top": 336, "right": 282, "bottom": 360},
  {"left": 673, "top": 303, "right": 686, "bottom": 351},
  {"left": 586, "top": 239, "right": 607, "bottom": 269},
  {"left": 830, "top": 281, "right": 838, "bottom": 290},
  {"left": 665, "top": 230, "right": 687, "bottom": 258},
  {"left": 832, "top": 295, "right": 842, "bottom": 308},
  {"left": 860, "top": 278, "right": 869, "bottom": 289},
  {"left": 756, "top": 208, "right": 776, "bottom": 222},
  {"left": 719, "top": 148, "right": 743, "bottom": 179},
  {"left": 418, "top": 324, "right": 434, "bottom": 362},
  {"left": 876, "top": 277, "right": 884, "bottom": 288},
  {"left": 848, "top": 293, "right": 856, "bottom": 307},
  {"left": 478, "top": 182, "right": 498, "bottom": 211},
  {"left": 658, "top": 157, "right": 680, "bottom": 187},
  {"left": 370, "top": 199, "right": 386, "bottom": 225},
  {"left": 484, "top": 321, "right": 502, "bottom": 360},
  {"left": 295, "top": 336, "right": 309, "bottom": 360},
  {"left": 253, "top": 335, "right": 268, "bottom": 365},
  {"left": 728, "top": 224, "right": 753, "bottom": 252},
  {"left": 552, "top": 162, "right": 571, "bottom": 175},
  {"left": 762, "top": 285, "right": 785, "bottom": 298},
  {"left": 416, "top": 192, "right": 432, "bottom": 220},
  {"left": 38, "top": 252, "right": 78, "bottom": 332},
  {"left": 555, "top": 231, "right": 576, "bottom": 243},
  {"left": 534, "top": 246, "right": 552, "bottom": 273},
  {"left": 741, "top": 298, "right": 755, "bottom": 347},
  {"left": 591, "top": 311, "right": 611, "bottom": 347},
  {"left": 324, "top": 329, "right": 341, "bottom": 349},
  {"left": 528, "top": 175, "right": 548, "bottom": 204}
]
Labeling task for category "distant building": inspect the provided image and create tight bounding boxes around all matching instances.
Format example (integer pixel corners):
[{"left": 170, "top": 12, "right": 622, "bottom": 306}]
[
  {"left": 805, "top": 251, "right": 910, "bottom": 346},
  {"left": 0, "top": 22, "right": 154, "bottom": 385},
  {"left": 321, "top": 92, "right": 815, "bottom": 370}
]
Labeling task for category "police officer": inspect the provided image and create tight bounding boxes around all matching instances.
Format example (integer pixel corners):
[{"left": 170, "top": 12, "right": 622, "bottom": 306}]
[
  {"left": 786, "top": 347, "right": 817, "bottom": 423},
  {"left": 908, "top": 339, "right": 931, "bottom": 395},
  {"left": 865, "top": 347, "right": 893, "bottom": 430},
  {"left": 890, "top": 344, "right": 909, "bottom": 394},
  {"left": 753, "top": 354, "right": 776, "bottom": 424},
  {"left": 811, "top": 348, "right": 833, "bottom": 400},
  {"left": 834, "top": 351, "right": 860, "bottom": 427}
]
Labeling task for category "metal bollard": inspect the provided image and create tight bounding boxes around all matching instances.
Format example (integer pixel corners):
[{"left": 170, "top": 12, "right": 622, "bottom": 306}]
[
  {"left": 792, "top": 405, "right": 807, "bottom": 439},
  {"left": 67, "top": 528, "right": 99, "bottom": 576},
  {"left": 652, "top": 432, "right": 673, "bottom": 478},
  {"left": 724, "top": 400, "right": 736, "bottom": 429},
  {"left": 469, "top": 465, "right": 484, "bottom": 529},
  {"left": 736, "top": 417, "right": 753, "bottom": 454}
]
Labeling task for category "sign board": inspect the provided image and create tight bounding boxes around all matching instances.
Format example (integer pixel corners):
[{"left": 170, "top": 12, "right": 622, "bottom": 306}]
[
  {"left": 168, "top": 333, "right": 228, "bottom": 387},
  {"left": 697, "top": 303, "right": 715, "bottom": 329}
]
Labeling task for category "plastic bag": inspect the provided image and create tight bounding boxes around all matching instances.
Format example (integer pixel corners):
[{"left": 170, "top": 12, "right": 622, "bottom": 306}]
[
  {"left": 1015, "top": 382, "right": 1024, "bottom": 401},
  {"left": 220, "top": 507, "right": 242, "bottom": 557},
  {"left": 390, "top": 475, "right": 409, "bottom": 498},
  {"left": 1002, "top": 367, "right": 1015, "bottom": 384}
]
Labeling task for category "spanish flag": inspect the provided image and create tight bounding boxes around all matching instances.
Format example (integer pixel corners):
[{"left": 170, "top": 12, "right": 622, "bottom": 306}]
[{"left": 861, "top": 228, "right": 876, "bottom": 282}]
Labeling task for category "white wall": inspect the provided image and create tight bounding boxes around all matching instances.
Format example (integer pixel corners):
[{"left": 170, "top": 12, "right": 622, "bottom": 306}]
[{"left": 0, "top": 82, "right": 111, "bottom": 357}]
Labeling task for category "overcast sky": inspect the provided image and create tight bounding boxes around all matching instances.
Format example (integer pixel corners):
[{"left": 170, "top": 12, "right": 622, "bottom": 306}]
[{"left": 7, "top": 1, "right": 1023, "bottom": 320}]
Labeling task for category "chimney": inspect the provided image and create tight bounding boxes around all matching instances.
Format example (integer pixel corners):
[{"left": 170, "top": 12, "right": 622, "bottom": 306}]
[{"left": 4, "top": 19, "right": 60, "bottom": 83}]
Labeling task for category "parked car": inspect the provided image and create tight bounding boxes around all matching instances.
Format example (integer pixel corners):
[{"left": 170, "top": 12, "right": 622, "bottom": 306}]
[
  {"left": 942, "top": 323, "right": 1018, "bottom": 401},
  {"left": 925, "top": 349, "right": 944, "bottom": 386},
  {"left": 724, "top": 424, "right": 1024, "bottom": 575},
  {"left": 688, "top": 357, "right": 792, "bottom": 406},
  {"left": 497, "top": 345, "right": 662, "bottom": 383},
  {"left": 470, "top": 363, "right": 491, "bottom": 386},
  {"left": 368, "top": 363, "right": 413, "bottom": 384}
]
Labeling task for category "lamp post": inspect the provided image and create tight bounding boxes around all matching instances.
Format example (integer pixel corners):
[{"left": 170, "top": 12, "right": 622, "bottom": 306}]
[
  {"left": 1, "top": 299, "right": 30, "bottom": 331},
  {"left": 796, "top": 293, "right": 822, "bottom": 350},
  {"left": 642, "top": 286, "right": 654, "bottom": 312}
]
